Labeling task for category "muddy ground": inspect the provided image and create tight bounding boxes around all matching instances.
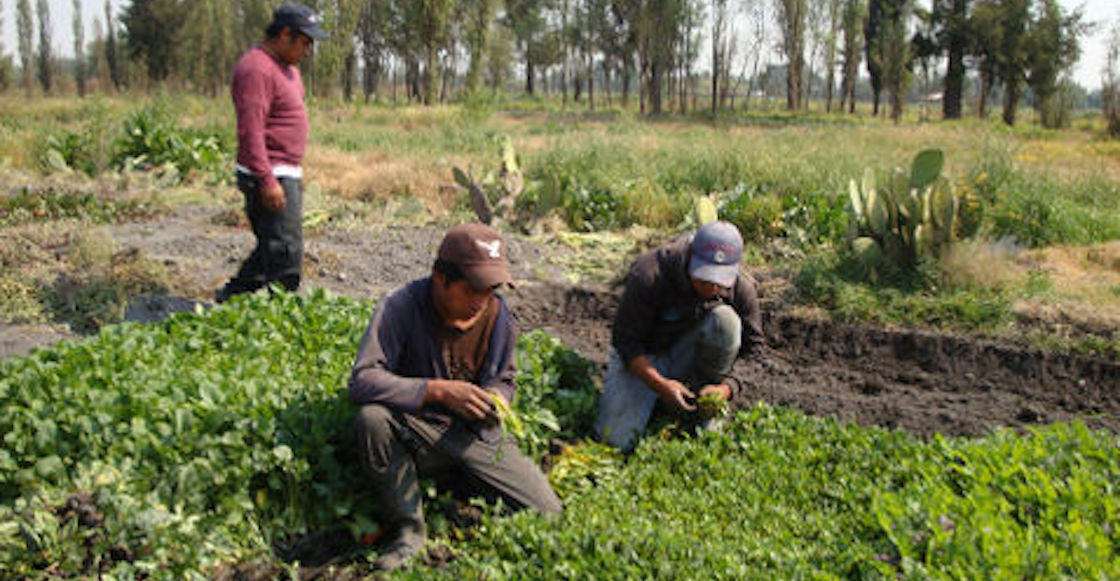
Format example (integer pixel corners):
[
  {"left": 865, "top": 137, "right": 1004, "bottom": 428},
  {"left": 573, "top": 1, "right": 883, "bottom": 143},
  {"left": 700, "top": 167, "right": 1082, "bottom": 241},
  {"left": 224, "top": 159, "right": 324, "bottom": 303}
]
[{"left": 5, "top": 202, "right": 1119, "bottom": 439}]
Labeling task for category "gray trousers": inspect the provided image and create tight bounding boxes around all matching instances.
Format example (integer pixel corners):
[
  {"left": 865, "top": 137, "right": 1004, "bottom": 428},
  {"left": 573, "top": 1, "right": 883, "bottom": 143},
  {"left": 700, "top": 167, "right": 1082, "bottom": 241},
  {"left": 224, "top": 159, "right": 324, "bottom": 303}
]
[
  {"left": 595, "top": 304, "right": 741, "bottom": 452},
  {"left": 355, "top": 404, "right": 561, "bottom": 529},
  {"left": 225, "top": 173, "right": 303, "bottom": 294}
]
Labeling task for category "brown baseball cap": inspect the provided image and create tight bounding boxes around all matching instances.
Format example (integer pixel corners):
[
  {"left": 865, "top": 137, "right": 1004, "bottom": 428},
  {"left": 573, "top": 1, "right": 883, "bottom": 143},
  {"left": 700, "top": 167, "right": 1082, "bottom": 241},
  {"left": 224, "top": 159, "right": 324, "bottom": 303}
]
[{"left": 437, "top": 224, "right": 513, "bottom": 290}]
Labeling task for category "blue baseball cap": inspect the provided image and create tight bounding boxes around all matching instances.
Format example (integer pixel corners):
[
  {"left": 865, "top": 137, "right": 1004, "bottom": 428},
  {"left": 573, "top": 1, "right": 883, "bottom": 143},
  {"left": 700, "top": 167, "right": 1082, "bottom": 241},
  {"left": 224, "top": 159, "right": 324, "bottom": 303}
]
[
  {"left": 272, "top": 3, "right": 329, "bottom": 41},
  {"left": 689, "top": 221, "right": 743, "bottom": 287}
]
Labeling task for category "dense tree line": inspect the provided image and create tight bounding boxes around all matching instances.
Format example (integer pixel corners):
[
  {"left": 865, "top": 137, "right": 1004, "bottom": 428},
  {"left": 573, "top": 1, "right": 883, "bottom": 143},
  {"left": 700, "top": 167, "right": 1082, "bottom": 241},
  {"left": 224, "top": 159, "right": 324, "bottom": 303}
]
[{"left": 0, "top": 0, "right": 1103, "bottom": 127}]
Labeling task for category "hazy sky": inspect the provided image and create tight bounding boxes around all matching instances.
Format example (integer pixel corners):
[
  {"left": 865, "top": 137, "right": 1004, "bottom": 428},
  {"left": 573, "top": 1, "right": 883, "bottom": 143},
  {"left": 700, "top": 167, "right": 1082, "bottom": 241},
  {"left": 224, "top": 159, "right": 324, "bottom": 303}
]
[{"left": 1, "top": 0, "right": 1117, "bottom": 90}]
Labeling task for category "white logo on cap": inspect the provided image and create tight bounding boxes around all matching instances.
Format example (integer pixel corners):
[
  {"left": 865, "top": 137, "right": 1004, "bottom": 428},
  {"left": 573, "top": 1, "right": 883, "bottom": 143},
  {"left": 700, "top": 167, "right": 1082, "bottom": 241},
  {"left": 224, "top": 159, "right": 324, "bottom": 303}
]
[
  {"left": 309, "top": 15, "right": 319, "bottom": 23},
  {"left": 714, "top": 250, "right": 726, "bottom": 262},
  {"left": 476, "top": 239, "right": 501, "bottom": 259}
]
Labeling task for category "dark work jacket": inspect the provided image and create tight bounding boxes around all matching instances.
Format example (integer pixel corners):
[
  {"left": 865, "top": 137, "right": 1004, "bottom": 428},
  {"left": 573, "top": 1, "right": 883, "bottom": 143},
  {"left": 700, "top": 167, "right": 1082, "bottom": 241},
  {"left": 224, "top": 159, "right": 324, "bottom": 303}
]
[
  {"left": 611, "top": 238, "right": 765, "bottom": 380},
  {"left": 348, "top": 277, "right": 518, "bottom": 442}
]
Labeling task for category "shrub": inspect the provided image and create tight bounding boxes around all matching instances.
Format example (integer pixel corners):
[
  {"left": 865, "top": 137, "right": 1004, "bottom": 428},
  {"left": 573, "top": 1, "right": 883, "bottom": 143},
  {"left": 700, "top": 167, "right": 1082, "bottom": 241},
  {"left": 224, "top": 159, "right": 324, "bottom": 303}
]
[
  {"left": 35, "top": 101, "right": 117, "bottom": 176},
  {"left": 720, "top": 185, "right": 784, "bottom": 244},
  {"left": 114, "top": 104, "right": 231, "bottom": 183}
]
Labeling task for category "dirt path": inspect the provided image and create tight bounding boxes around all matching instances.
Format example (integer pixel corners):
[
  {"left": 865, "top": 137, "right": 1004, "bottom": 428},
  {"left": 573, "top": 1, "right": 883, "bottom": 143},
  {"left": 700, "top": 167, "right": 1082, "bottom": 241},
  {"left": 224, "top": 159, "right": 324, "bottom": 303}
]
[{"left": 5, "top": 204, "right": 1119, "bottom": 438}]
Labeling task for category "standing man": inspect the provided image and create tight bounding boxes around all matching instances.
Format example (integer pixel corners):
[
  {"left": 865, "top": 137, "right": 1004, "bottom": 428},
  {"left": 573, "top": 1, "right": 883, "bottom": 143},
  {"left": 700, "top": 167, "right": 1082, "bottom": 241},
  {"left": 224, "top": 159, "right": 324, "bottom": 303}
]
[
  {"left": 350, "top": 224, "right": 562, "bottom": 571},
  {"left": 216, "top": 4, "right": 327, "bottom": 302},
  {"left": 596, "top": 220, "right": 765, "bottom": 452}
]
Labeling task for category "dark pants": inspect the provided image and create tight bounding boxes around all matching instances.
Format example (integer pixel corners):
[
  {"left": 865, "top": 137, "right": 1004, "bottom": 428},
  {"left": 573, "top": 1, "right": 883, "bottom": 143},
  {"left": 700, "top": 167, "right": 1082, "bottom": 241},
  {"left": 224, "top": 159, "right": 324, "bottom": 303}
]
[
  {"left": 223, "top": 173, "right": 303, "bottom": 295},
  {"left": 355, "top": 405, "right": 561, "bottom": 530}
]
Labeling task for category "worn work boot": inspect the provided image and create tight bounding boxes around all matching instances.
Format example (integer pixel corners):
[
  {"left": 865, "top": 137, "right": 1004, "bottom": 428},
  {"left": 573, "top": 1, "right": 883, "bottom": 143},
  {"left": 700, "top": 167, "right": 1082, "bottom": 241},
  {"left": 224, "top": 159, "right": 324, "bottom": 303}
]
[{"left": 372, "top": 519, "right": 425, "bottom": 571}]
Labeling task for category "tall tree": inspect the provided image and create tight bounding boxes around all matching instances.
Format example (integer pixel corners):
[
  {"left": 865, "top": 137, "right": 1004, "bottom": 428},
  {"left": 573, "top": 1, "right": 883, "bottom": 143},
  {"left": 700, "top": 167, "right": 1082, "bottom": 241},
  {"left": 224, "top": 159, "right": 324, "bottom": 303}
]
[
  {"left": 180, "top": 0, "right": 234, "bottom": 95},
  {"left": 463, "top": 0, "right": 499, "bottom": 94},
  {"left": 36, "top": 0, "right": 52, "bottom": 94},
  {"left": 968, "top": 0, "right": 1002, "bottom": 117},
  {"left": 865, "top": 0, "right": 885, "bottom": 115},
  {"left": 122, "top": 0, "right": 188, "bottom": 85},
  {"left": 821, "top": 0, "right": 843, "bottom": 112},
  {"left": 104, "top": 0, "right": 123, "bottom": 91},
  {"left": 236, "top": 0, "right": 273, "bottom": 50},
  {"left": 932, "top": 0, "right": 969, "bottom": 118},
  {"left": 879, "top": 0, "right": 913, "bottom": 122},
  {"left": 775, "top": 0, "right": 808, "bottom": 110},
  {"left": 73, "top": 0, "right": 87, "bottom": 97},
  {"left": 1105, "top": 17, "right": 1120, "bottom": 137},
  {"left": 712, "top": 0, "right": 729, "bottom": 113},
  {"left": 636, "top": 0, "right": 690, "bottom": 114},
  {"left": 1025, "top": 0, "right": 1086, "bottom": 128},
  {"left": 339, "top": 0, "right": 364, "bottom": 101},
  {"left": 17, "top": 0, "right": 33, "bottom": 94},
  {"left": 0, "top": 9, "right": 10, "bottom": 91},
  {"left": 358, "top": 0, "right": 392, "bottom": 102},
  {"left": 506, "top": 0, "right": 552, "bottom": 95},
  {"left": 412, "top": 0, "right": 456, "bottom": 104},
  {"left": 740, "top": 0, "right": 770, "bottom": 112},
  {"left": 839, "top": 0, "right": 864, "bottom": 113},
  {"left": 995, "top": 0, "right": 1030, "bottom": 125},
  {"left": 804, "top": 0, "right": 828, "bottom": 108}
]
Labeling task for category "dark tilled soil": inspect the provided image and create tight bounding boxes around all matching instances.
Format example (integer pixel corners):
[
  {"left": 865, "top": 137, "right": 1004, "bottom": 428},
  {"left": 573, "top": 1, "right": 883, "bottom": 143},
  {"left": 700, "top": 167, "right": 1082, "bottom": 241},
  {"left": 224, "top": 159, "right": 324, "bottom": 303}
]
[{"left": 508, "top": 282, "right": 1120, "bottom": 438}]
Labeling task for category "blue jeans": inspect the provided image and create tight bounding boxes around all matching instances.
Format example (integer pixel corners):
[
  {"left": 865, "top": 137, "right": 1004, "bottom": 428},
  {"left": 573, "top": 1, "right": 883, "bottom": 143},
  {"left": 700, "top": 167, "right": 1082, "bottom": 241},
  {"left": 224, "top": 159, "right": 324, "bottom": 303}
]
[{"left": 595, "top": 304, "right": 741, "bottom": 452}]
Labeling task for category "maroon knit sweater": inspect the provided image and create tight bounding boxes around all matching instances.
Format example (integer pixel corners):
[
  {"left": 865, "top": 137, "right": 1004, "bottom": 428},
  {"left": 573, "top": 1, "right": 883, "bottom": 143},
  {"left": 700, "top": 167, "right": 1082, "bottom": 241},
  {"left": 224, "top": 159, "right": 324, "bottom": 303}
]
[{"left": 231, "top": 46, "right": 308, "bottom": 191}]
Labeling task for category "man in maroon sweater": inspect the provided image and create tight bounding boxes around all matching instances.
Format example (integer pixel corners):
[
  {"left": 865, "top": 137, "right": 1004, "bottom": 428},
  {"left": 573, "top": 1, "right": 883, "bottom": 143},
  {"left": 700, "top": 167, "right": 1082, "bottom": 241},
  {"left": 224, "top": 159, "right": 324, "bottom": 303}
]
[{"left": 216, "top": 4, "right": 327, "bottom": 302}]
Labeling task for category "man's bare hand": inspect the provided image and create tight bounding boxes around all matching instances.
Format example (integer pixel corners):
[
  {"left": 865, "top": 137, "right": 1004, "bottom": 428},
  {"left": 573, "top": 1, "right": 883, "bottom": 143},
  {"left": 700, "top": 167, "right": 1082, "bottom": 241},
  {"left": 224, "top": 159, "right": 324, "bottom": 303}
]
[
  {"left": 698, "top": 383, "right": 732, "bottom": 401},
  {"left": 427, "top": 379, "right": 494, "bottom": 421},
  {"left": 658, "top": 379, "right": 696, "bottom": 413},
  {"left": 261, "top": 182, "right": 286, "bottom": 212}
]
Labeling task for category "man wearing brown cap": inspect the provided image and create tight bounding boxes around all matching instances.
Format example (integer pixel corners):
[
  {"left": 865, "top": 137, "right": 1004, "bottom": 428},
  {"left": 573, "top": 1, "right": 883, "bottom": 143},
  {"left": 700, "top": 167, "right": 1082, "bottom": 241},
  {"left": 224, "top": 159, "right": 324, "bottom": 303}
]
[{"left": 349, "top": 224, "right": 561, "bottom": 571}]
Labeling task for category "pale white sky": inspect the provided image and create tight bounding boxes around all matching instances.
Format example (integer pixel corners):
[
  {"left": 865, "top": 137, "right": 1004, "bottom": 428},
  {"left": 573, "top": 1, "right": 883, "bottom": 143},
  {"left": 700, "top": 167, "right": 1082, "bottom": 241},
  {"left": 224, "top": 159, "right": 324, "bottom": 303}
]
[{"left": 1, "top": 0, "right": 1117, "bottom": 90}]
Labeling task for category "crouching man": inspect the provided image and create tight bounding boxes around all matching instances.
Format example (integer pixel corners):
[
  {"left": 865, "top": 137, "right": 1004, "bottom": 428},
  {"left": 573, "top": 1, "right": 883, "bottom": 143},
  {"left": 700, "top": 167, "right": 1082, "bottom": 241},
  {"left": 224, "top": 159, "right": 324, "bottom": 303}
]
[
  {"left": 349, "top": 224, "right": 561, "bottom": 571},
  {"left": 596, "top": 220, "right": 765, "bottom": 453}
]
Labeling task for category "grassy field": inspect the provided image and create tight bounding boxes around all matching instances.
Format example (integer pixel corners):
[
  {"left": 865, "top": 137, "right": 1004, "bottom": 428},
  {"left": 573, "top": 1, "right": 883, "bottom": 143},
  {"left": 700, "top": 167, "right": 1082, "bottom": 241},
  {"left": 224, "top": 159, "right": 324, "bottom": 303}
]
[{"left": 3, "top": 93, "right": 1120, "bottom": 354}]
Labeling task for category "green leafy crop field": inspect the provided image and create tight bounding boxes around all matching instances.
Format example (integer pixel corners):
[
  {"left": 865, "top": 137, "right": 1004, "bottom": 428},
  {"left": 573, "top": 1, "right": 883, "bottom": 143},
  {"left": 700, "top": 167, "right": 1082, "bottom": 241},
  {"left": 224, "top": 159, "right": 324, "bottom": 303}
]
[{"left": 1, "top": 291, "right": 1117, "bottom": 579}]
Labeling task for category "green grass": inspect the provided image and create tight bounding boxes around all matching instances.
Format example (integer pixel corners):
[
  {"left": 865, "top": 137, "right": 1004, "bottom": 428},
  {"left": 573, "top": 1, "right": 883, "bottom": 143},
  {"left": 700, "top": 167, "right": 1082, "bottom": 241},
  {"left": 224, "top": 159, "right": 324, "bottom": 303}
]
[
  {"left": 793, "top": 251, "right": 1018, "bottom": 332},
  {"left": 5, "top": 95, "right": 1120, "bottom": 356},
  {"left": 401, "top": 407, "right": 1117, "bottom": 580}
]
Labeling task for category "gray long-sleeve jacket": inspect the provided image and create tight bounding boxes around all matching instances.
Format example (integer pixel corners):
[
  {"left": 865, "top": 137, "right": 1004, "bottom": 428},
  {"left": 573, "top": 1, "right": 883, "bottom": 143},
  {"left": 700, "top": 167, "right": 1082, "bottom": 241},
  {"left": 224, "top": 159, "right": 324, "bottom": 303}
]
[
  {"left": 348, "top": 277, "right": 518, "bottom": 441},
  {"left": 611, "top": 238, "right": 764, "bottom": 371}
]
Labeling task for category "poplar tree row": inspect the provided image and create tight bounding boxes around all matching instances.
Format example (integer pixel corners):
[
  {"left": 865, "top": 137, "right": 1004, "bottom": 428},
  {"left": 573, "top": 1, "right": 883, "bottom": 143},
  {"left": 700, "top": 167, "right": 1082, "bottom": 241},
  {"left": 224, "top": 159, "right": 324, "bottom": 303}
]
[{"left": 1, "top": 0, "right": 1094, "bottom": 126}]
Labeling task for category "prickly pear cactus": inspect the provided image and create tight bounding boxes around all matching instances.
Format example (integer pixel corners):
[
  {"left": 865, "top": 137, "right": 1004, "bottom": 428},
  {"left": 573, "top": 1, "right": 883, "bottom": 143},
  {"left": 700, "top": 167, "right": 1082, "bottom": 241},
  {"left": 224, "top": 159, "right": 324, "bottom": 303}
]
[
  {"left": 846, "top": 149, "right": 972, "bottom": 274},
  {"left": 451, "top": 135, "right": 533, "bottom": 230},
  {"left": 694, "top": 195, "right": 719, "bottom": 225}
]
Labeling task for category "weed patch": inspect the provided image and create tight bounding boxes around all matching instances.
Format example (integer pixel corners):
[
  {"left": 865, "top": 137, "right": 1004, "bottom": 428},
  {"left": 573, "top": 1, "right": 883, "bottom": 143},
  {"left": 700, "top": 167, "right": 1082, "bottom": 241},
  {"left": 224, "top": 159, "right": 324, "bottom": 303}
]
[
  {"left": 0, "top": 189, "right": 162, "bottom": 227},
  {"left": 41, "top": 234, "right": 170, "bottom": 334},
  {"left": 405, "top": 408, "right": 1118, "bottom": 579}
]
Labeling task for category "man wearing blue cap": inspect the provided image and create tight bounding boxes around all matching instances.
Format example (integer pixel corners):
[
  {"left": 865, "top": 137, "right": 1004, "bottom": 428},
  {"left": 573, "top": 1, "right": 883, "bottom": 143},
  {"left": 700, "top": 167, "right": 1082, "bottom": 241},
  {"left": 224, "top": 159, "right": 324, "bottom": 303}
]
[
  {"left": 216, "top": 4, "right": 328, "bottom": 302},
  {"left": 596, "top": 221, "right": 764, "bottom": 452}
]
